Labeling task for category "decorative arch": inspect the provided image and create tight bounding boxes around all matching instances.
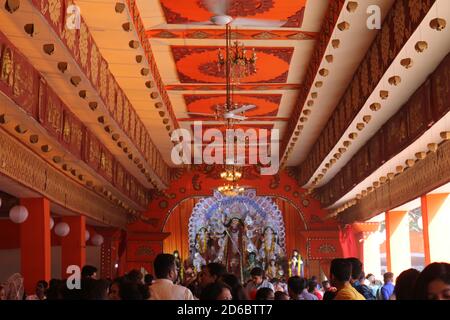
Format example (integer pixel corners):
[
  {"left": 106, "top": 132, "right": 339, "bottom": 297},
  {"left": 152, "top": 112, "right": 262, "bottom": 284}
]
[
  {"left": 130, "top": 167, "right": 336, "bottom": 234},
  {"left": 126, "top": 167, "right": 340, "bottom": 277}
]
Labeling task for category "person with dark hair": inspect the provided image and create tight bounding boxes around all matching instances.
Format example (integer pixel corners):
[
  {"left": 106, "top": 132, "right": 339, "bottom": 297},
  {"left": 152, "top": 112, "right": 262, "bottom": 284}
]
[
  {"left": 87, "top": 279, "right": 110, "bottom": 300},
  {"left": 109, "top": 278, "right": 123, "bottom": 300},
  {"left": 256, "top": 287, "right": 274, "bottom": 300},
  {"left": 200, "top": 262, "right": 227, "bottom": 289},
  {"left": 274, "top": 291, "right": 290, "bottom": 300},
  {"left": 26, "top": 280, "right": 48, "bottom": 300},
  {"left": 287, "top": 276, "right": 317, "bottom": 300},
  {"left": 119, "top": 281, "right": 145, "bottom": 300},
  {"left": 392, "top": 268, "right": 420, "bottom": 300},
  {"left": 126, "top": 269, "right": 143, "bottom": 284},
  {"left": 346, "top": 257, "right": 375, "bottom": 300},
  {"left": 330, "top": 258, "right": 365, "bottom": 300},
  {"left": 144, "top": 274, "right": 154, "bottom": 286},
  {"left": 220, "top": 273, "right": 249, "bottom": 300},
  {"left": 307, "top": 279, "right": 323, "bottom": 300},
  {"left": 245, "top": 267, "right": 274, "bottom": 300},
  {"left": 149, "top": 253, "right": 194, "bottom": 300},
  {"left": 200, "top": 282, "right": 232, "bottom": 300},
  {"left": 46, "top": 279, "right": 64, "bottom": 300},
  {"left": 81, "top": 265, "right": 98, "bottom": 279},
  {"left": 322, "top": 280, "right": 337, "bottom": 300},
  {"left": 365, "top": 273, "right": 381, "bottom": 297},
  {"left": 380, "top": 272, "right": 394, "bottom": 300},
  {"left": 414, "top": 262, "right": 450, "bottom": 300}
]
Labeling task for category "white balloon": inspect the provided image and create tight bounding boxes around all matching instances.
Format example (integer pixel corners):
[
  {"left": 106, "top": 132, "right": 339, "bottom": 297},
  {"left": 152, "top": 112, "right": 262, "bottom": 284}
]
[
  {"left": 91, "top": 234, "right": 104, "bottom": 246},
  {"left": 85, "top": 230, "right": 90, "bottom": 241},
  {"left": 9, "top": 205, "right": 29, "bottom": 224},
  {"left": 0, "top": 197, "right": 2, "bottom": 208},
  {"left": 49, "top": 217, "right": 54, "bottom": 230},
  {"left": 54, "top": 222, "right": 70, "bottom": 237}
]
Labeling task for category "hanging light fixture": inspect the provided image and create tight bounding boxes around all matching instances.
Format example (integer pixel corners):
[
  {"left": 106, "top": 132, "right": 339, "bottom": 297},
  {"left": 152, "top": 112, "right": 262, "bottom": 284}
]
[
  {"left": 54, "top": 222, "right": 70, "bottom": 237},
  {"left": 9, "top": 205, "right": 28, "bottom": 224},
  {"left": 217, "top": 40, "right": 257, "bottom": 83},
  {"left": 91, "top": 234, "right": 104, "bottom": 246}
]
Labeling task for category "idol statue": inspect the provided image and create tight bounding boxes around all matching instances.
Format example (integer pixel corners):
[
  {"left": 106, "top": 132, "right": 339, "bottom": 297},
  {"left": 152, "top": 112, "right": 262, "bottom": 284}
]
[
  {"left": 266, "top": 259, "right": 279, "bottom": 280},
  {"left": 173, "top": 250, "right": 182, "bottom": 284},
  {"left": 258, "top": 226, "right": 280, "bottom": 269},
  {"left": 244, "top": 251, "right": 260, "bottom": 281},
  {"left": 223, "top": 217, "right": 246, "bottom": 282},
  {"left": 193, "top": 252, "right": 206, "bottom": 274},
  {"left": 289, "top": 249, "right": 304, "bottom": 277}
]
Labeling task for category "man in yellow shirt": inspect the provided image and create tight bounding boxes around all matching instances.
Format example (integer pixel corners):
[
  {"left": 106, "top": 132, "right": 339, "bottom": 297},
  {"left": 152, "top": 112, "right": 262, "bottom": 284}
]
[{"left": 329, "top": 258, "right": 365, "bottom": 300}]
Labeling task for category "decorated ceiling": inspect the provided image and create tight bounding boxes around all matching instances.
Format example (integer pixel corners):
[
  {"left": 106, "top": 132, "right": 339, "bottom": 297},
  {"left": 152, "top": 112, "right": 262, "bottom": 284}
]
[{"left": 137, "top": 0, "right": 330, "bottom": 164}]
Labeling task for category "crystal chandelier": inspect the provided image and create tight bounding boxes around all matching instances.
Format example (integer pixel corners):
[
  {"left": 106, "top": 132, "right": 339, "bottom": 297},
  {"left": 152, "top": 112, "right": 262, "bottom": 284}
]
[
  {"left": 218, "top": 165, "right": 244, "bottom": 196},
  {"left": 217, "top": 25, "right": 257, "bottom": 83},
  {"left": 220, "top": 166, "right": 242, "bottom": 182},
  {"left": 217, "top": 43, "right": 257, "bottom": 82},
  {"left": 217, "top": 184, "right": 245, "bottom": 196}
]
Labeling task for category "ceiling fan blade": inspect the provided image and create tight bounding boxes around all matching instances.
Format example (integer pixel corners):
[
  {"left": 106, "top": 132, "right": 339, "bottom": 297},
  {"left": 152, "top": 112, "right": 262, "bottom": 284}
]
[
  {"left": 225, "top": 114, "right": 247, "bottom": 120},
  {"left": 229, "top": 104, "right": 256, "bottom": 114},
  {"left": 230, "top": 17, "right": 286, "bottom": 28},
  {"left": 204, "top": 0, "right": 229, "bottom": 16},
  {"left": 187, "top": 112, "right": 216, "bottom": 117},
  {"left": 185, "top": 20, "right": 214, "bottom": 25}
]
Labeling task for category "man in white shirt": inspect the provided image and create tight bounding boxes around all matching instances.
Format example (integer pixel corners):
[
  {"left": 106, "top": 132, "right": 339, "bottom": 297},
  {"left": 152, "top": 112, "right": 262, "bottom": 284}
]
[{"left": 149, "top": 253, "right": 195, "bottom": 300}]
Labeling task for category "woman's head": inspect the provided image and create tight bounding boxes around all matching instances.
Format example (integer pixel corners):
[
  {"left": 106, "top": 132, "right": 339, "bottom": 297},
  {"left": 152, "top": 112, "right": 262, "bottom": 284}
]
[
  {"left": 200, "top": 282, "right": 232, "bottom": 300},
  {"left": 414, "top": 263, "right": 450, "bottom": 300},
  {"left": 255, "top": 287, "right": 274, "bottom": 300},
  {"left": 394, "top": 268, "right": 420, "bottom": 300},
  {"left": 109, "top": 280, "right": 122, "bottom": 300}
]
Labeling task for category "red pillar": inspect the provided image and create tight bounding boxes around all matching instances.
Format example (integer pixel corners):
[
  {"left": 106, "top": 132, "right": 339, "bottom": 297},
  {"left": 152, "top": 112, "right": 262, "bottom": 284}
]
[
  {"left": 20, "top": 198, "right": 51, "bottom": 295},
  {"left": 61, "top": 216, "right": 86, "bottom": 278}
]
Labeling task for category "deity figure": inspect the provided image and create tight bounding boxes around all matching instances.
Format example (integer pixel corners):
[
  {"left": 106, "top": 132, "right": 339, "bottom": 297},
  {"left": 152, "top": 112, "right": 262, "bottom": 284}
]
[
  {"left": 266, "top": 259, "right": 278, "bottom": 280},
  {"left": 223, "top": 217, "right": 246, "bottom": 282},
  {"left": 258, "top": 227, "right": 279, "bottom": 269},
  {"left": 289, "top": 249, "right": 304, "bottom": 277},
  {"left": 244, "top": 251, "right": 260, "bottom": 281},
  {"left": 1, "top": 47, "right": 14, "bottom": 87},
  {"left": 173, "top": 250, "right": 182, "bottom": 284},
  {"left": 193, "top": 252, "right": 206, "bottom": 274},
  {"left": 195, "top": 227, "right": 209, "bottom": 257}
]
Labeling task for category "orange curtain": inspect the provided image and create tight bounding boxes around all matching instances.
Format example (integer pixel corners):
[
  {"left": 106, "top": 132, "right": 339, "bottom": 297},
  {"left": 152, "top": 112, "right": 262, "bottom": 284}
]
[
  {"left": 275, "top": 198, "right": 307, "bottom": 259},
  {"left": 162, "top": 198, "right": 198, "bottom": 262}
]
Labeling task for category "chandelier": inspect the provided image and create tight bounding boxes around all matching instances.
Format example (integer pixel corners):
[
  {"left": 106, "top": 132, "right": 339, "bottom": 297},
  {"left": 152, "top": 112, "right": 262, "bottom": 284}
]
[
  {"left": 217, "top": 24, "right": 257, "bottom": 84},
  {"left": 217, "top": 184, "right": 245, "bottom": 196},
  {"left": 218, "top": 165, "right": 244, "bottom": 196},
  {"left": 220, "top": 166, "right": 242, "bottom": 182},
  {"left": 217, "top": 42, "right": 257, "bottom": 82}
]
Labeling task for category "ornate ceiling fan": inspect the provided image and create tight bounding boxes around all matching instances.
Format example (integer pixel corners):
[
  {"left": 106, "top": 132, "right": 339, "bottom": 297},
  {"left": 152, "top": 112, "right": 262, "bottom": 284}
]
[
  {"left": 192, "top": 0, "right": 286, "bottom": 27},
  {"left": 187, "top": 104, "right": 256, "bottom": 121}
]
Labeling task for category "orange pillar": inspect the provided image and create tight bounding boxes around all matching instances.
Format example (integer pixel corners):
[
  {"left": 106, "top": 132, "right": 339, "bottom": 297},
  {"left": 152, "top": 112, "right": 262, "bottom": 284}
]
[
  {"left": 20, "top": 198, "right": 51, "bottom": 295},
  {"left": 385, "top": 210, "right": 411, "bottom": 279},
  {"left": 61, "top": 216, "right": 86, "bottom": 278},
  {"left": 421, "top": 194, "right": 450, "bottom": 263}
]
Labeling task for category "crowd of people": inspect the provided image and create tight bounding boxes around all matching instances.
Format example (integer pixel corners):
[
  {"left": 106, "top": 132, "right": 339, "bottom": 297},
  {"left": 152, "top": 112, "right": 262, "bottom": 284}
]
[{"left": 0, "top": 254, "right": 449, "bottom": 300}]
